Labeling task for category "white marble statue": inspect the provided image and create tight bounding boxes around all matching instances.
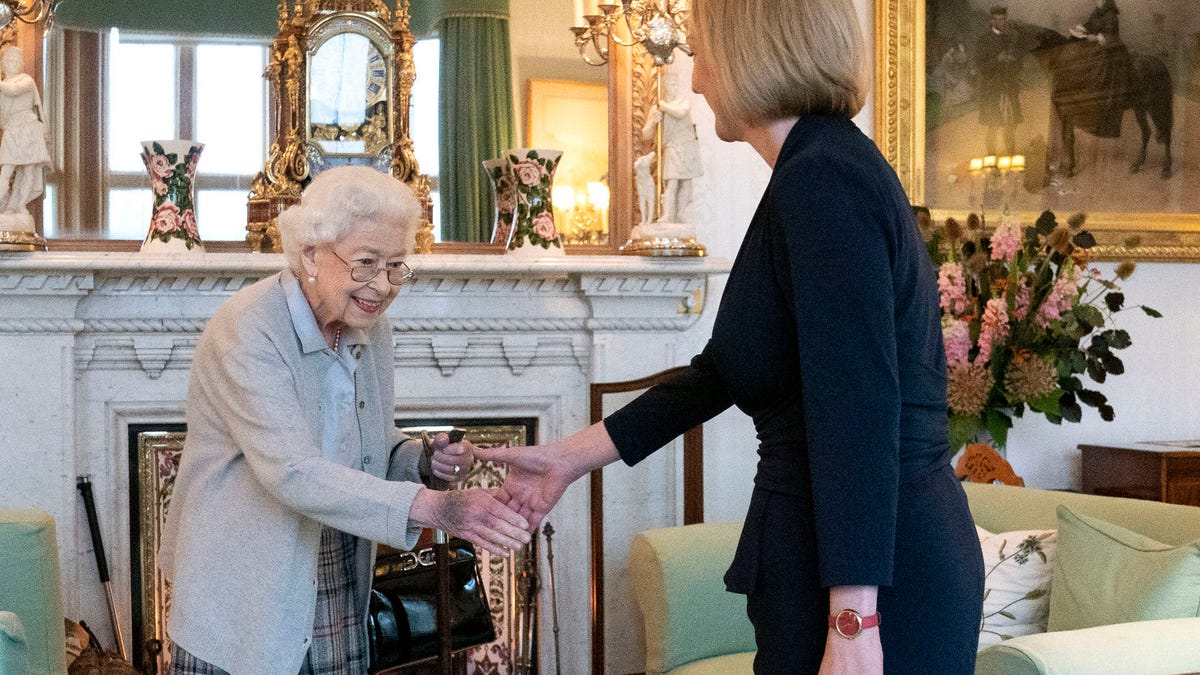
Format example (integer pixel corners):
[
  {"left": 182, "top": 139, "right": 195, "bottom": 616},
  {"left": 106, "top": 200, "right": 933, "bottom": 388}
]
[
  {"left": 640, "top": 72, "right": 702, "bottom": 224},
  {"left": 633, "top": 151, "right": 655, "bottom": 227},
  {"left": 0, "top": 46, "right": 51, "bottom": 217}
]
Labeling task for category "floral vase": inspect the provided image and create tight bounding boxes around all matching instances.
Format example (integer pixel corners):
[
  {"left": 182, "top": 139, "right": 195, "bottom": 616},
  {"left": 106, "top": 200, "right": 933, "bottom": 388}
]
[
  {"left": 483, "top": 157, "right": 516, "bottom": 248},
  {"left": 140, "top": 140, "right": 205, "bottom": 253},
  {"left": 503, "top": 148, "right": 563, "bottom": 255}
]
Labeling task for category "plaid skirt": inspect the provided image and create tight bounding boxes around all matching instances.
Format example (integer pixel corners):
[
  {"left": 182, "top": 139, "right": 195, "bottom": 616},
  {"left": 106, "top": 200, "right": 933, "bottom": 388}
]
[{"left": 169, "top": 527, "right": 367, "bottom": 675}]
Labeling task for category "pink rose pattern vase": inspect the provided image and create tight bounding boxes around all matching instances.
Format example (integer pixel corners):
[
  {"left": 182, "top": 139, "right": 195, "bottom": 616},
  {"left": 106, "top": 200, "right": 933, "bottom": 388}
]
[
  {"left": 483, "top": 157, "right": 517, "bottom": 248},
  {"left": 141, "top": 140, "right": 204, "bottom": 251},
  {"left": 504, "top": 148, "right": 562, "bottom": 251}
]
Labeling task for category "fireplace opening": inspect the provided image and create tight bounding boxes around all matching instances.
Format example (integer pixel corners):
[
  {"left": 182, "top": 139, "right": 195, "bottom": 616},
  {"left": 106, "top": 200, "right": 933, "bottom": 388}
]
[{"left": 128, "top": 417, "right": 539, "bottom": 675}]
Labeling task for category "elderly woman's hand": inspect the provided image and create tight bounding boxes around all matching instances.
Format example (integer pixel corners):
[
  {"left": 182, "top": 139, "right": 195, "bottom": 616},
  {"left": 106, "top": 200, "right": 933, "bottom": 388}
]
[
  {"left": 409, "top": 488, "right": 531, "bottom": 557},
  {"left": 428, "top": 433, "right": 475, "bottom": 483}
]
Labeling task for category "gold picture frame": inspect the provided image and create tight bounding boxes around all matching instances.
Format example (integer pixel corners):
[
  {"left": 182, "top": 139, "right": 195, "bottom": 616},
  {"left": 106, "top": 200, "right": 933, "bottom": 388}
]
[{"left": 874, "top": 0, "right": 1200, "bottom": 262}]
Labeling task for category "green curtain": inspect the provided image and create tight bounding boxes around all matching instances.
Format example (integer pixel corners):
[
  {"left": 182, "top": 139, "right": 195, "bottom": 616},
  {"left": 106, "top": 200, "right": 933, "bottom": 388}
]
[{"left": 438, "top": 8, "right": 514, "bottom": 242}]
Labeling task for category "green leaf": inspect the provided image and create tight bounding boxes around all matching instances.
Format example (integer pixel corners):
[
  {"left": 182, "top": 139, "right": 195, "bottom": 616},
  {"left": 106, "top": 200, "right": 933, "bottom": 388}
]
[
  {"left": 985, "top": 410, "right": 1012, "bottom": 448},
  {"left": 1072, "top": 231, "right": 1097, "bottom": 248},
  {"left": 1141, "top": 306, "right": 1163, "bottom": 318},
  {"left": 1086, "top": 359, "right": 1107, "bottom": 383},
  {"left": 1060, "top": 394, "right": 1082, "bottom": 423},
  {"left": 999, "top": 610, "right": 1016, "bottom": 620},
  {"left": 948, "top": 415, "right": 982, "bottom": 451},
  {"left": 1025, "top": 587, "right": 1048, "bottom": 599},
  {"left": 1077, "top": 389, "right": 1107, "bottom": 408},
  {"left": 1100, "top": 353, "right": 1124, "bottom": 375},
  {"left": 1104, "top": 292, "right": 1125, "bottom": 312},
  {"left": 1075, "top": 305, "right": 1104, "bottom": 328},
  {"left": 1035, "top": 210, "right": 1057, "bottom": 234},
  {"left": 1027, "top": 390, "right": 1061, "bottom": 414},
  {"left": 1099, "top": 404, "right": 1115, "bottom": 421}
]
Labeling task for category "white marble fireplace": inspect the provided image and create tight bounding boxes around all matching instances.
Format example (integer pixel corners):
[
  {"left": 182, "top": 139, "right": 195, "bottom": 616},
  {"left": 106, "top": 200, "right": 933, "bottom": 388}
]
[{"left": 0, "top": 250, "right": 730, "bottom": 673}]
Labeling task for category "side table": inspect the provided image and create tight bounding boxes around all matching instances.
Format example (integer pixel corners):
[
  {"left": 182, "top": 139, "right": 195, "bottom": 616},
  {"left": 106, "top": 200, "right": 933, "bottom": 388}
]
[{"left": 1078, "top": 442, "right": 1200, "bottom": 507}]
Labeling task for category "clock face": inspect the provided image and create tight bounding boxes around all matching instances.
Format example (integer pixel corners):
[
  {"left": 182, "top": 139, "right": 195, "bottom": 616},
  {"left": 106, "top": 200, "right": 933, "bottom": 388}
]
[{"left": 366, "top": 48, "right": 387, "bottom": 108}]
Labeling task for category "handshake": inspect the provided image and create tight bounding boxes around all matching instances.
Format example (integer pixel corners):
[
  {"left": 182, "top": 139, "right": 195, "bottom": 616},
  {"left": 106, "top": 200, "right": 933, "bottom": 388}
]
[{"left": 408, "top": 426, "right": 608, "bottom": 558}]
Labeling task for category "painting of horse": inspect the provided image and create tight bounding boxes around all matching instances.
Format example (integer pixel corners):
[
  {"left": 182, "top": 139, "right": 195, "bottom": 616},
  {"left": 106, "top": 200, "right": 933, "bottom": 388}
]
[{"left": 1031, "top": 29, "right": 1174, "bottom": 179}]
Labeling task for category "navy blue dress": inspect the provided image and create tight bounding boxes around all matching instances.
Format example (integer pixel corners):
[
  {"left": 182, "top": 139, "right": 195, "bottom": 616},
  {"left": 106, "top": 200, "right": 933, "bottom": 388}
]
[{"left": 605, "top": 115, "right": 983, "bottom": 673}]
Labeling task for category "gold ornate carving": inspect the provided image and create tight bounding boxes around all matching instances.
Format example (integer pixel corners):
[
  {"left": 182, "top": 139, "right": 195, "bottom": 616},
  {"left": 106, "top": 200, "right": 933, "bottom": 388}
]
[
  {"left": 875, "top": 0, "right": 1200, "bottom": 262},
  {"left": 247, "top": 0, "right": 434, "bottom": 254}
]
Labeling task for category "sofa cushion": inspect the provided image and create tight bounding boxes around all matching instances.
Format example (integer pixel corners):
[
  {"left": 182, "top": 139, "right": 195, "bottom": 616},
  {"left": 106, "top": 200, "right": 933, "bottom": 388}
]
[
  {"left": 1047, "top": 505, "right": 1200, "bottom": 631},
  {"left": 0, "top": 509, "right": 66, "bottom": 675},
  {"left": 670, "top": 650, "right": 755, "bottom": 675},
  {"left": 975, "top": 617, "right": 1200, "bottom": 675},
  {"left": 975, "top": 525, "right": 1057, "bottom": 648}
]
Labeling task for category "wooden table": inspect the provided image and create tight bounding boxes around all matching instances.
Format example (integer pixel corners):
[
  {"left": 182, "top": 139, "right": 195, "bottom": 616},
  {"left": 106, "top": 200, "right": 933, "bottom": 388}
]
[{"left": 1078, "top": 441, "right": 1200, "bottom": 507}]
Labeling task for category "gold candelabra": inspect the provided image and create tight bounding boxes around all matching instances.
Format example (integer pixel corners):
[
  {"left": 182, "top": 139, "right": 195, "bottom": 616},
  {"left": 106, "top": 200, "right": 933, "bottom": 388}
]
[
  {"left": 0, "top": 0, "right": 61, "bottom": 38},
  {"left": 553, "top": 182, "right": 610, "bottom": 245},
  {"left": 570, "top": 0, "right": 690, "bottom": 67}
]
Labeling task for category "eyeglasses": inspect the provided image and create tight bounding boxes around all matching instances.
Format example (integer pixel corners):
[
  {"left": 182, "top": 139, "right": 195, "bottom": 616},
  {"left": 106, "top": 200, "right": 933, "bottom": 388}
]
[{"left": 326, "top": 248, "right": 415, "bottom": 286}]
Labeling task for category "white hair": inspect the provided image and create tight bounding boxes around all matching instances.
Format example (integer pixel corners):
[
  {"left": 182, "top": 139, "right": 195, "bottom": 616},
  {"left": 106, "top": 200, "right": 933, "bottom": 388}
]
[{"left": 277, "top": 166, "right": 421, "bottom": 274}]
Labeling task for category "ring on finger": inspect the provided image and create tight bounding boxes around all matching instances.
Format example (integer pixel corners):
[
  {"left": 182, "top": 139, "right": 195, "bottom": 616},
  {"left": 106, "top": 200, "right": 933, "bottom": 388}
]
[{"left": 453, "top": 464, "right": 461, "bottom": 474}]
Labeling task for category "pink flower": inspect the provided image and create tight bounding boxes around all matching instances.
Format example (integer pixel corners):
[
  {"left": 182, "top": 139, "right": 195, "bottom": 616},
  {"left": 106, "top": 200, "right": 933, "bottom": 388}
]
[
  {"left": 974, "top": 297, "right": 1010, "bottom": 366},
  {"left": 990, "top": 214, "right": 1023, "bottom": 263},
  {"left": 1012, "top": 278, "right": 1032, "bottom": 321},
  {"left": 943, "top": 319, "right": 972, "bottom": 367},
  {"left": 513, "top": 160, "right": 543, "bottom": 186},
  {"left": 531, "top": 211, "right": 557, "bottom": 241},
  {"left": 938, "top": 262, "right": 968, "bottom": 315},
  {"left": 181, "top": 209, "right": 199, "bottom": 240},
  {"left": 151, "top": 177, "right": 168, "bottom": 196},
  {"left": 151, "top": 200, "right": 181, "bottom": 234},
  {"left": 1036, "top": 268, "right": 1081, "bottom": 328},
  {"left": 145, "top": 152, "right": 174, "bottom": 180}
]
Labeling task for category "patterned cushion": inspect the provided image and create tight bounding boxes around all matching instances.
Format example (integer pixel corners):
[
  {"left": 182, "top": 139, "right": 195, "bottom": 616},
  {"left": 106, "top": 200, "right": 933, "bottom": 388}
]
[{"left": 976, "top": 524, "right": 1057, "bottom": 648}]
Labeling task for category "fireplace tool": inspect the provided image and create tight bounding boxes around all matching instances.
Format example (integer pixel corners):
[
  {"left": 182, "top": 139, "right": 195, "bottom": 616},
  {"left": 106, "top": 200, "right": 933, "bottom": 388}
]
[
  {"left": 543, "top": 522, "right": 562, "bottom": 675},
  {"left": 77, "top": 474, "right": 129, "bottom": 661}
]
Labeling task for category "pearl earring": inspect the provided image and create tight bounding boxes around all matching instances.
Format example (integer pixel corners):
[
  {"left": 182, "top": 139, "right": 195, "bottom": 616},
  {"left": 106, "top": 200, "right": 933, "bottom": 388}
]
[{"left": 308, "top": 275, "right": 316, "bottom": 283}]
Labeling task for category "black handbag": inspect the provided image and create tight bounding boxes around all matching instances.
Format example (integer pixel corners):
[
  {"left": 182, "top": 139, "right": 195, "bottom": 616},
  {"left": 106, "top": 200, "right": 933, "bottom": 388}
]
[{"left": 367, "top": 538, "right": 497, "bottom": 671}]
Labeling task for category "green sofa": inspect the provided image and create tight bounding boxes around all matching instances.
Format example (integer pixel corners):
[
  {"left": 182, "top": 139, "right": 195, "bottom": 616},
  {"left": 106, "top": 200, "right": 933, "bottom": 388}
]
[
  {"left": 628, "top": 482, "right": 1200, "bottom": 675},
  {"left": 0, "top": 509, "right": 67, "bottom": 675}
]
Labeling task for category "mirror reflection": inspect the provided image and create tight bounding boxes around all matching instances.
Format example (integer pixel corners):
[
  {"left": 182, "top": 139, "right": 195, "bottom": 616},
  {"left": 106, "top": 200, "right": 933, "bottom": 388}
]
[{"left": 41, "top": 0, "right": 607, "bottom": 247}]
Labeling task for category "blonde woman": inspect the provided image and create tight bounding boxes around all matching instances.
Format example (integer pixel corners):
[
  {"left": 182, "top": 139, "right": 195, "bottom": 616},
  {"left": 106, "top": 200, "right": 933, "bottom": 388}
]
[{"left": 481, "top": 0, "right": 983, "bottom": 672}]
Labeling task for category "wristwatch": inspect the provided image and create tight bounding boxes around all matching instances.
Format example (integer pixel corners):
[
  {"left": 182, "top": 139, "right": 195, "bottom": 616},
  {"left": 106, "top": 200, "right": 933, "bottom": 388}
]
[{"left": 828, "top": 609, "right": 881, "bottom": 639}]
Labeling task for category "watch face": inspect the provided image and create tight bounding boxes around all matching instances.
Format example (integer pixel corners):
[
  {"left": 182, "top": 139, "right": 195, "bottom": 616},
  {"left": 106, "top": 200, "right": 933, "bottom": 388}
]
[{"left": 835, "top": 610, "right": 862, "bottom": 638}]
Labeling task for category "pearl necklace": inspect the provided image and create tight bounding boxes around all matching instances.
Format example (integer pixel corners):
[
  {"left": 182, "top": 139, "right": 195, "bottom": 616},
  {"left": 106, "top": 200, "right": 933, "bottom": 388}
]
[{"left": 332, "top": 325, "right": 343, "bottom": 352}]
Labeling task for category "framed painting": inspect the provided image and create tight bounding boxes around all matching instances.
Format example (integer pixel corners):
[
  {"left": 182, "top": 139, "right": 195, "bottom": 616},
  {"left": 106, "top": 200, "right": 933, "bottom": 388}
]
[{"left": 876, "top": 0, "right": 1200, "bottom": 261}]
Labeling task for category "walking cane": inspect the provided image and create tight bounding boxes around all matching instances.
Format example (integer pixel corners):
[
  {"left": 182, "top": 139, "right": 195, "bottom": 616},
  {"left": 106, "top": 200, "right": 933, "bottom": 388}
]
[
  {"left": 421, "top": 428, "right": 466, "bottom": 675},
  {"left": 77, "top": 475, "right": 129, "bottom": 661}
]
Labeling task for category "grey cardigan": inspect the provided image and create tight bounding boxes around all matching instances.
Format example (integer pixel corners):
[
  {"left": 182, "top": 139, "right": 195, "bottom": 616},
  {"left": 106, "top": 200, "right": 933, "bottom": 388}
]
[{"left": 158, "top": 272, "right": 423, "bottom": 674}]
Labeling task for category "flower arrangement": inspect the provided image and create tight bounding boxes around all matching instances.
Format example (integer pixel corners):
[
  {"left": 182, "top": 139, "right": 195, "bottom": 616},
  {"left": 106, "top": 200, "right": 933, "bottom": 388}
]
[
  {"left": 916, "top": 207, "right": 1161, "bottom": 450},
  {"left": 140, "top": 140, "right": 204, "bottom": 250}
]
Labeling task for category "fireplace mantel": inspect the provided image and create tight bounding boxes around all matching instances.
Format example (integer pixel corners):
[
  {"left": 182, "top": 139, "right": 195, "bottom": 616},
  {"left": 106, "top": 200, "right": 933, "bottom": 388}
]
[{"left": 0, "top": 251, "right": 730, "bottom": 673}]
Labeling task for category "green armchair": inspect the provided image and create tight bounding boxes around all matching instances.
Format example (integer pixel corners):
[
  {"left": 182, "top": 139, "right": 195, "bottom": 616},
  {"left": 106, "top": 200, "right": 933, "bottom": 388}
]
[{"left": 0, "top": 509, "right": 67, "bottom": 675}]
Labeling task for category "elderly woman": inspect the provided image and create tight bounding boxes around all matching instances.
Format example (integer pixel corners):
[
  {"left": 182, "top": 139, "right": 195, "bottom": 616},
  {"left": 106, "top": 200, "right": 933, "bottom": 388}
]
[
  {"left": 159, "top": 166, "right": 530, "bottom": 675},
  {"left": 481, "top": 0, "right": 983, "bottom": 672}
]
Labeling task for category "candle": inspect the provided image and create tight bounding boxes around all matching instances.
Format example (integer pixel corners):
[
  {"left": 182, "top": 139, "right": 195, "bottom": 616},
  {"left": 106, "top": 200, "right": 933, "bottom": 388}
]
[
  {"left": 1011, "top": 154, "right": 1026, "bottom": 170},
  {"left": 573, "top": 0, "right": 586, "bottom": 26},
  {"left": 969, "top": 157, "right": 983, "bottom": 173},
  {"left": 983, "top": 155, "right": 997, "bottom": 168},
  {"left": 997, "top": 155, "right": 1012, "bottom": 171}
]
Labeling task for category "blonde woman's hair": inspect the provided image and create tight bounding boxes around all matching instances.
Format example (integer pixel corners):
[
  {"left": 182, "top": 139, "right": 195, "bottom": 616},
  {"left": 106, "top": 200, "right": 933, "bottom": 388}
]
[
  {"left": 277, "top": 166, "right": 420, "bottom": 274},
  {"left": 689, "top": 0, "right": 867, "bottom": 126}
]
